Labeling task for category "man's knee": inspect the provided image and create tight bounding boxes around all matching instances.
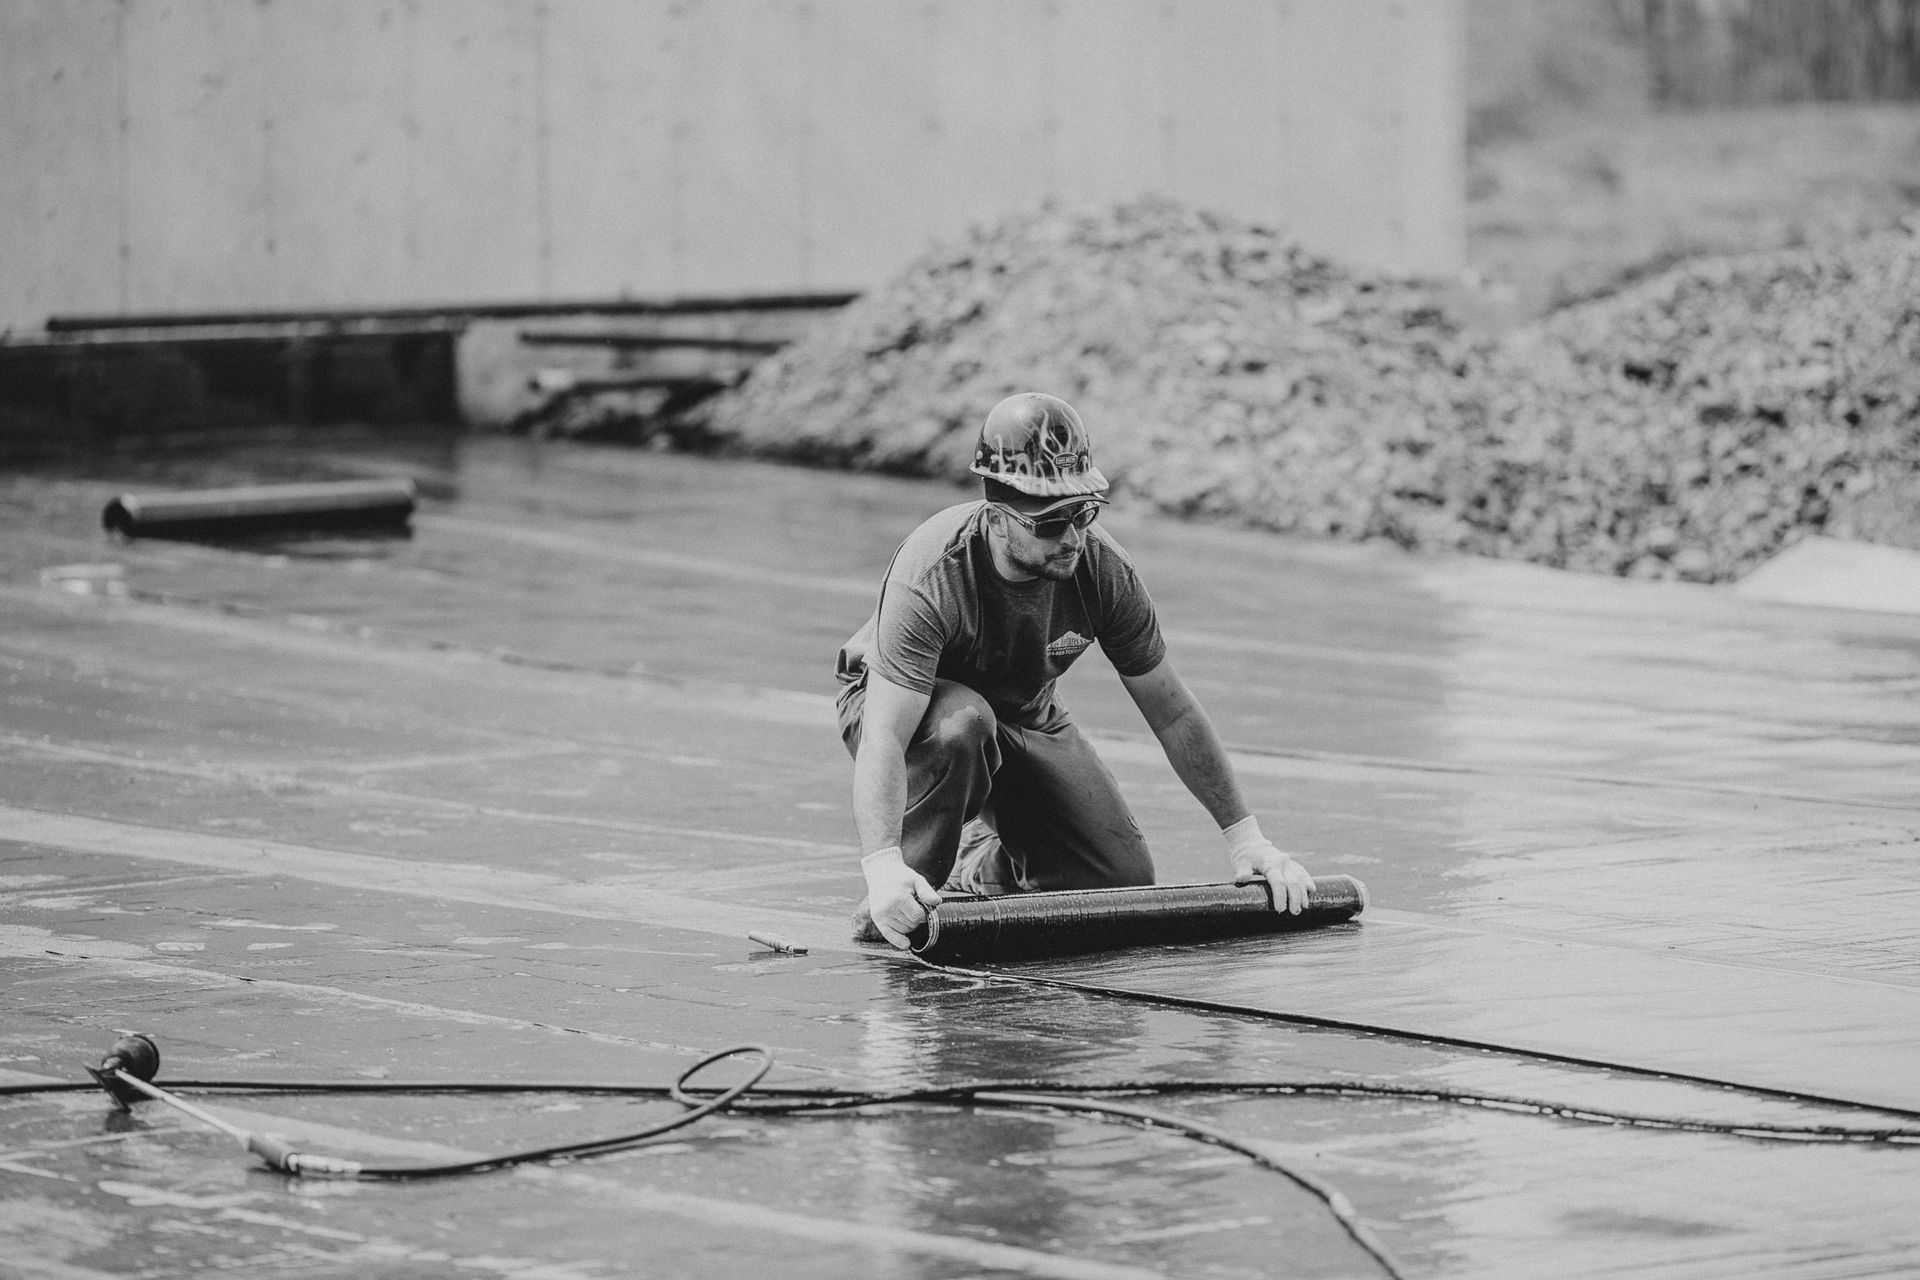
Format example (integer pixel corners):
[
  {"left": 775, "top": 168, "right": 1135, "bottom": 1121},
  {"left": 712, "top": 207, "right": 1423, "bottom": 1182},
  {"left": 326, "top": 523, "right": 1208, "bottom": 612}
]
[
  {"left": 1105, "top": 841, "right": 1156, "bottom": 888},
  {"left": 913, "top": 686, "right": 998, "bottom": 761},
  {"left": 923, "top": 702, "right": 993, "bottom": 754}
]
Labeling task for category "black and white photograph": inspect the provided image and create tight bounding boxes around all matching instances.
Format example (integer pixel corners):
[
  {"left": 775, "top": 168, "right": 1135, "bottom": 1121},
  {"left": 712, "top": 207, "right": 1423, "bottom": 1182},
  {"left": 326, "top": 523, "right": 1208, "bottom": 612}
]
[{"left": 3, "top": 1, "right": 1918, "bottom": 1275}]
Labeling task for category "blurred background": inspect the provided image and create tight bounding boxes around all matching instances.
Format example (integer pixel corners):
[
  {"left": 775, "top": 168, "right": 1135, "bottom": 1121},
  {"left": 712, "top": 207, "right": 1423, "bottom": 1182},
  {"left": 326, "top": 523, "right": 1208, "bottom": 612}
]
[
  {"left": 4, "top": 0, "right": 1918, "bottom": 582},
  {"left": 1, "top": 0, "right": 1460, "bottom": 321},
  {"left": 1468, "top": 0, "right": 1920, "bottom": 318}
]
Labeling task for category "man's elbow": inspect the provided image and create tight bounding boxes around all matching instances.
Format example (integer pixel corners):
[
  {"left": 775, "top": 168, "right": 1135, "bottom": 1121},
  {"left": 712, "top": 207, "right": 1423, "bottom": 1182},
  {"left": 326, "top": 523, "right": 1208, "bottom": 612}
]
[
  {"left": 1150, "top": 702, "right": 1204, "bottom": 743},
  {"left": 1132, "top": 679, "right": 1199, "bottom": 737}
]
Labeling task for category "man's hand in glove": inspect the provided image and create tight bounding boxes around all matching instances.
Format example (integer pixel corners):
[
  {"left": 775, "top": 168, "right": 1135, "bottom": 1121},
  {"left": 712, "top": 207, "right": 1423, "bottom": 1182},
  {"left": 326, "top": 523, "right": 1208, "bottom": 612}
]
[
  {"left": 1222, "top": 815, "right": 1316, "bottom": 915},
  {"left": 861, "top": 846, "right": 943, "bottom": 948}
]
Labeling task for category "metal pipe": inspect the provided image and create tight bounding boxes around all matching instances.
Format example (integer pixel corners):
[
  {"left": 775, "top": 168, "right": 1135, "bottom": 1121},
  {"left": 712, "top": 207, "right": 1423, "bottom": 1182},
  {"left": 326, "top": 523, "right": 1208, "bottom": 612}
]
[
  {"left": 518, "top": 331, "right": 786, "bottom": 352},
  {"left": 108, "top": 1069, "right": 253, "bottom": 1144}
]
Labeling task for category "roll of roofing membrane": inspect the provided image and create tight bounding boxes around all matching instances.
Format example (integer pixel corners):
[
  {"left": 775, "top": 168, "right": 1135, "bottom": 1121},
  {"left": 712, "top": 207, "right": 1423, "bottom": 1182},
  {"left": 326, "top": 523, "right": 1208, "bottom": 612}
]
[
  {"left": 912, "top": 875, "right": 1367, "bottom": 963},
  {"left": 102, "top": 478, "right": 416, "bottom": 539}
]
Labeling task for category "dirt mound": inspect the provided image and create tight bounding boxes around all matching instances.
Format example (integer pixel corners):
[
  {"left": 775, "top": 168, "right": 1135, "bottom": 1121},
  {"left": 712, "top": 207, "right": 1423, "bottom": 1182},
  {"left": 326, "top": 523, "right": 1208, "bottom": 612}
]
[
  {"left": 700, "top": 198, "right": 1920, "bottom": 582},
  {"left": 1464, "top": 227, "right": 1920, "bottom": 578},
  {"left": 702, "top": 198, "right": 1488, "bottom": 545}
]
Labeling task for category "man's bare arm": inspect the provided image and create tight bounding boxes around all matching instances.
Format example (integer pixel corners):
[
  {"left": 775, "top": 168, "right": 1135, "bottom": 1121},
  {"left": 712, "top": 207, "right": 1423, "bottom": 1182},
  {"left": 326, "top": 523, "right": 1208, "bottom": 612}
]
[
  {"left": 1120, "top": 657, "right": 1316, "bottom": 913},
  {"left": 852, "top": 673, "right": 932, "bottom": 854},
  {"left": 851, "top": 673, "right": 942, "bottom": 946},
  {"left": 1118, "top": 657, "right": 1246, "bottom": 826}
]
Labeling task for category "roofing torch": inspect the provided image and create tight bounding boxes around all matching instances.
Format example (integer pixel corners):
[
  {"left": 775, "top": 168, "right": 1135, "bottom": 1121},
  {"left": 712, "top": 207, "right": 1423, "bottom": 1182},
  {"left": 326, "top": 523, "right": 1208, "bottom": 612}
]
[{"left": 87, "top": 1033, "right": 361, "bottom": 1175}]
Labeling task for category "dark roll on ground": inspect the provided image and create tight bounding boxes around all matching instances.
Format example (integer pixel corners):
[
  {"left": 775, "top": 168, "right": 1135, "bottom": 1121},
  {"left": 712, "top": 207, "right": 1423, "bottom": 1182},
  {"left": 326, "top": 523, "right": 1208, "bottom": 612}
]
[
  {"left": 911, "top": 875, "right": 1368, "bottom": 963},
  {"left": 102, "top": 478, "right": 416, "bottom": 540}
]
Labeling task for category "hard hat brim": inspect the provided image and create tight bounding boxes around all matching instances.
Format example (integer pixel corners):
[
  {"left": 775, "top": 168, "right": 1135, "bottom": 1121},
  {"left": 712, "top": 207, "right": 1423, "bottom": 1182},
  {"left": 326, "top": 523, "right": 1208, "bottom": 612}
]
[{"left": 968, "top": 462, "right": 1110, "bottom": 503}]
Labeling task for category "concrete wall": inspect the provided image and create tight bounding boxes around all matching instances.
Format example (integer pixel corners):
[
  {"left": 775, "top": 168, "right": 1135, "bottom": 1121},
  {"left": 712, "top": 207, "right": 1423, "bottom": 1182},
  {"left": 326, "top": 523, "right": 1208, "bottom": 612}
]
[{"left": 1, "top": 0, "right": 1464, "bottom": 331}]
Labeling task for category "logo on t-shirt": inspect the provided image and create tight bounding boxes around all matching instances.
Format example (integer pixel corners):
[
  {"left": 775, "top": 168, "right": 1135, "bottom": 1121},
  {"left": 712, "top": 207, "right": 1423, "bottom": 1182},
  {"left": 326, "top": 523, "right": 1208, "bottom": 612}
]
[{"left": 1046, "top": 630, "right": 1093, "bottom": 657}]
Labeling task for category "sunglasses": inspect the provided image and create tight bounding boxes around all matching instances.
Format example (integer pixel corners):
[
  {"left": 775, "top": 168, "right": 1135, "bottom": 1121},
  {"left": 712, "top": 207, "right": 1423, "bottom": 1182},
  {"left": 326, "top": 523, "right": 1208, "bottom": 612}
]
[{"left": 994, "top": 501, "right": 1101, "bottom": 539}]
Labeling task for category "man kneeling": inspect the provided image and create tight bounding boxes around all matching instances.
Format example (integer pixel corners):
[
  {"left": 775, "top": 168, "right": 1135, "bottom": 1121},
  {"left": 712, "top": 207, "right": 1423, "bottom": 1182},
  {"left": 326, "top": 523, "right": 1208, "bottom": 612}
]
[{"left": 837, "top": 392, "right": 1316, "bottom": 948}]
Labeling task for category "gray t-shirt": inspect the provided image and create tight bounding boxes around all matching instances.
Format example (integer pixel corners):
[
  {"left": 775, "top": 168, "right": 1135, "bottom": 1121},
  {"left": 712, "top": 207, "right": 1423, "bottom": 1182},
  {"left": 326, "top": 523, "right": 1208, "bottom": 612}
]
[{"left": 837, "top": 501, "right": 1166, "bottom": 725}]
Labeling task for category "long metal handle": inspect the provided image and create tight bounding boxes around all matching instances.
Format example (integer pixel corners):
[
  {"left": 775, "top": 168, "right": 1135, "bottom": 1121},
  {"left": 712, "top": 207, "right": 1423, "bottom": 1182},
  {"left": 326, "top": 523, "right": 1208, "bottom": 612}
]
[
  {"left": 111, "top": 1069, "right": 254, "bottom": 1145},
  {"left": 106, "top": 1066, "right": 360, "bottom": 1175}
]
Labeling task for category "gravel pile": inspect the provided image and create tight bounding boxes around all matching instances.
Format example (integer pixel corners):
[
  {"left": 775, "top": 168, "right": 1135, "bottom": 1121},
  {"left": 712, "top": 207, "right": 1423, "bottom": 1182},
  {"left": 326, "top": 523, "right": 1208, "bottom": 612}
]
[
  {"left": 702, "top": 199, "right": 1487, "bottom": 543},
  {"left": 698, "top": 198, "right": 1920, "bottom": 582},
  {"left": 1462, "top": 231, "right": 1920, "bottom": 578}
]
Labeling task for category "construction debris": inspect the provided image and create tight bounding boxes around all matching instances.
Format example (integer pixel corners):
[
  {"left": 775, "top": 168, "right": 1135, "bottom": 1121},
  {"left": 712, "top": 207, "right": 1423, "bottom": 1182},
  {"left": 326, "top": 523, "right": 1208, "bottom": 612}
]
[
  {"left": 1469, "top": 229, "right": 1920, "bottom": 578},
  {"left": 697, "top": 198, "right": 1920, "bottom": 582}
]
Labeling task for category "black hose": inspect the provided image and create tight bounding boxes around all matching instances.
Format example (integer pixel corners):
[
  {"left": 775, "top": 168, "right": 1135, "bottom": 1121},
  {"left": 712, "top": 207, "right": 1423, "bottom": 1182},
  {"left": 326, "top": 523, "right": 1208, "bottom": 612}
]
[
  {"left": 908, "top": 954, "right": 1920, "bottom": 1125},
  {"left": 973, "top": 1090, "right": 1407, "bottom": 1279},
  {"left": 11, "top": 1070, "right": 1917, "bottom": 1142},
  {"left": 16, "top": 1054, "right": 1920, "bottom": 1280},
  {"left": 718, "top": 1080, "right": 1920, "bottom": 1144},
  {"left": 333, "top": 1044, "right": 772, "bottom": 1179}
]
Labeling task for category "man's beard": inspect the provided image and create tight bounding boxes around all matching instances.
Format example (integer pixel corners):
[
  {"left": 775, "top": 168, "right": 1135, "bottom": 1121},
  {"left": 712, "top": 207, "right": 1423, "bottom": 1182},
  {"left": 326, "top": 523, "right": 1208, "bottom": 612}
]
[{"left": 1007, "top": 541, "right": 1082, "bottom": 581}]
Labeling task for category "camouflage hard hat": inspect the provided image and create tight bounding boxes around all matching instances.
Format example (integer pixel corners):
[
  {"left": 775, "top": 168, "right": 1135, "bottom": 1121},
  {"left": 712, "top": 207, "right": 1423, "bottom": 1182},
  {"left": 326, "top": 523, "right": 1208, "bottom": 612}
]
[{"left": 968, "top": 393, "right": 1109, "bottom": 500}]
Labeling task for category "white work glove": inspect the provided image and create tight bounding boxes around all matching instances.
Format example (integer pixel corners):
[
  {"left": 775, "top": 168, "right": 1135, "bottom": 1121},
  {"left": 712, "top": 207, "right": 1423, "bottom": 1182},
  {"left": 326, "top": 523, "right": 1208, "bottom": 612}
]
[
  {"left": 1223, "top": 815, "right": 1316, "bottom": 915},
  {"left": 861, "top": 847, "right": 943, "bottom": 949}
]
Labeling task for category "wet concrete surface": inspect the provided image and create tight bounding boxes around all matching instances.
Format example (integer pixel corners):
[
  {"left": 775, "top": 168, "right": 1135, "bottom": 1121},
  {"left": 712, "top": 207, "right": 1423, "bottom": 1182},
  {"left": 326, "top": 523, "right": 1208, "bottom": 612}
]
[{"left": 3, "top": 430, "right": 1919, "bottom": 1278}]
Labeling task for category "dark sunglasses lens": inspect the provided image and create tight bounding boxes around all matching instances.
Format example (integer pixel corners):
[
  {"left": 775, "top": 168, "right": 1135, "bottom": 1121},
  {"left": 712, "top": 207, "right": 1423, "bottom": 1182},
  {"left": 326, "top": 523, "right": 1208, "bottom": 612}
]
[{"left": 1030, "top": 505, "right": 1098, "bottom": 537}]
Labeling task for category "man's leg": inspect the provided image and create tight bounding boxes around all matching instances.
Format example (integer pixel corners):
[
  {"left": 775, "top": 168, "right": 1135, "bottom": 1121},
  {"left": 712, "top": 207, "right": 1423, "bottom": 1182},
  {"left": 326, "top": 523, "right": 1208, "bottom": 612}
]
[
  {"left": 838, "top": 677, "right": 1001, "bottom": 891},
  {"left": 973, "top": 706, "right": 1154, "bottom": 892}
]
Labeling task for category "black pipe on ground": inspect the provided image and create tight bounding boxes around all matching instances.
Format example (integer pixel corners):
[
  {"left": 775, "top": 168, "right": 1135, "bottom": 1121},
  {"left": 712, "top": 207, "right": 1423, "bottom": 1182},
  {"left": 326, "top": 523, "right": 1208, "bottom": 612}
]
[
  {"left": 102, "top": 478, "right": 416, "bottom": 540},
  {"left": 911, "top": 876, "right": 1367, "bottom": 963},
  {"left": 47, "top": 292, "right": 859, "bottom": 332}
]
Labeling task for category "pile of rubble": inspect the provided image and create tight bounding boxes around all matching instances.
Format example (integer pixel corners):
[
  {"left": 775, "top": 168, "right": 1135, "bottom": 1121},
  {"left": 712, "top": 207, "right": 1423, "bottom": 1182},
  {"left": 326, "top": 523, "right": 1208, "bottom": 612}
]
[
  {"left": 1458, "top": 230, "right": 1920, "bottom": 578},
  {"left": 698, "top": 198, "right": 1920, "bottom": 582}
]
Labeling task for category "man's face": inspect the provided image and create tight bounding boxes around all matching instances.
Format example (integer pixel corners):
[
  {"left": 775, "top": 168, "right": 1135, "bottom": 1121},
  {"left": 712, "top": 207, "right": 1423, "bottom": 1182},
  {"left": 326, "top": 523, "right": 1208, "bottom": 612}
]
[{"left": 994, "top": 504, "right": 1095, "bottom": 581}]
